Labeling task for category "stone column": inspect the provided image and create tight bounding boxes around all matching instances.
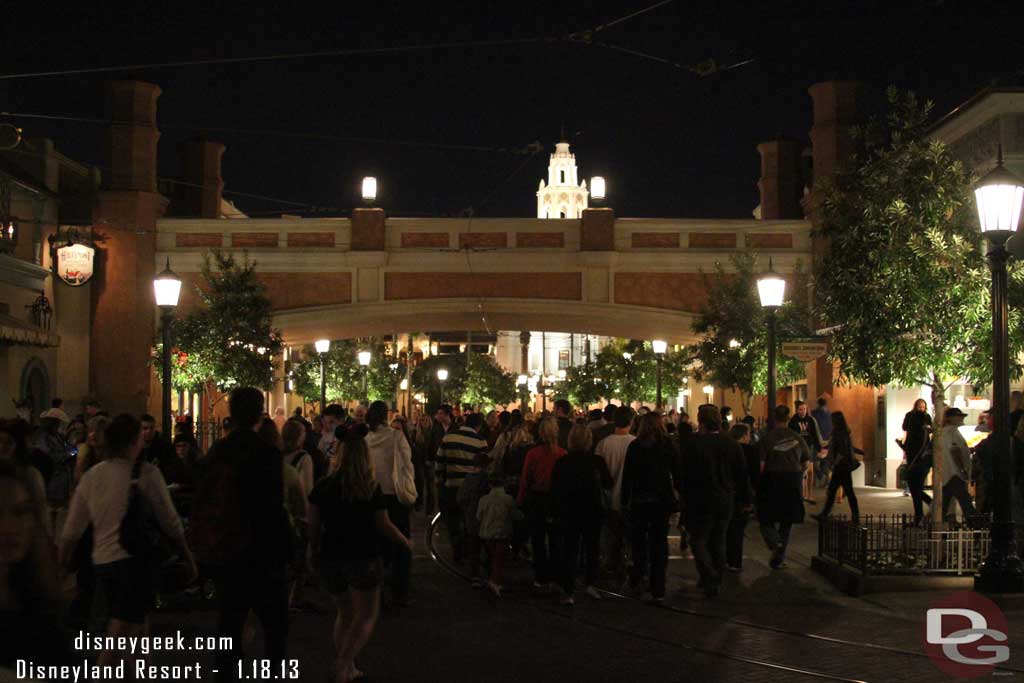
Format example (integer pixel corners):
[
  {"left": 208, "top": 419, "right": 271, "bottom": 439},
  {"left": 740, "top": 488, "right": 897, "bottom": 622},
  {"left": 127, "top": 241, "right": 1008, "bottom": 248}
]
[
  {"left": 178, "top": 138, "right": 225, "bottom": 218},
  {"left": 756, "top": 137, "right": 804, "bottom": 220},
  {"left": 580, "top": 207, "right": 615, "bottom": 251}
]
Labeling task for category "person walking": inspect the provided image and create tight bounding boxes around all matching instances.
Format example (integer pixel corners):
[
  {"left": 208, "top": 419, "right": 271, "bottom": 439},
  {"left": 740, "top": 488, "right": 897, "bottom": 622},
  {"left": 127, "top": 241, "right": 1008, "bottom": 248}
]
[
  {"left": 938, "top": 408, "right": 978, "bottom": 525},
  {"left": 365, "top": 401, "right": 415, "bottom": 604},
  {"left": 553, "top": 399, "right": 574, "bottom": 449},
  {"left": 725, "top": 423, "right": 760, "bottom": 572},
  {"left": 788, "top": 400, "right": 825, "bottom": 503},
  {"left": 901, "top": 399, "right": 933, "bottom": 520},
  {"left": 621, "top": 412, "right": 678, "bottom": 603},
  {"left": 681, "top": 406, "right": 749, "bottom": 597},
  {"left": 812, "top": 412, "right": 863, "bottom": 523},
  {"left": 595, "top": 406, "right": 636, "bottom": 578},
  {"left": 436, "top": 410, "right": 488, "bottom": 572},
  {"left": 59, "top": 414, "right": 197, "bottom": 671},
  {"left": 550, "top": 424, "right": 612, "bottom": 605},
  {"left": 307, "top": 423, "right": 412, "bottom": 683},
  {"left": 190, "top": 388, "right": 293, "bottom": 682},
  {"left": 518, "top": 417, "right": 566, "bottom": 590},
  {"left": 757, "top": 406, "right": 810, "bottom": 569},
  {"left": 410, "top": 414, "right": 434, "bottom": 512},
  {"left": 476, "top": 471, "right": 523, "bottom": 597}
]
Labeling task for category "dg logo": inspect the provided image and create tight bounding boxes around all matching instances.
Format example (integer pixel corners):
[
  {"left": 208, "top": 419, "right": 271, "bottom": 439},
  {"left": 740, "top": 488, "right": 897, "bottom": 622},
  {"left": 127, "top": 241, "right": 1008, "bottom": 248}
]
[{"left": 925, "top": 592, "right": 1010, "bottom": 678}]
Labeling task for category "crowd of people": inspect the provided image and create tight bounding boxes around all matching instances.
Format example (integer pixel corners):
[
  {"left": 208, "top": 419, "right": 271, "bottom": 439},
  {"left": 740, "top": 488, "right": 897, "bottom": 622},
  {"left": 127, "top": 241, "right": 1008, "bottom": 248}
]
[{"left": 2, "top": 388, "right": 1012, "bottom": 682}]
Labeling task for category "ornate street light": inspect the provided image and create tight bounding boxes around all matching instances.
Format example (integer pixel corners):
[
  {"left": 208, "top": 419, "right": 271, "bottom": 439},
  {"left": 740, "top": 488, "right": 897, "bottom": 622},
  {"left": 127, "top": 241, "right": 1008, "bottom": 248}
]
[
  {"left": 153, "top": 258, "right": 182, "bottom": 441},
  {"left": 973, "top": 153, "right": 1024, "bottom": 594},
  {"left": 436, "top": 368, "right": 449, "bottom": 404},
  {"left": 358, "top": 350, "right": 372, "bottom": 403},
  {"left": 653, "top": 339, "right": 667, "bottom": 410},
  {"left": 315, "top": 339, "right": 330, "bottom": 411},
  {"left": 757, "top": 258, "right": 786, "bottom": 427}
]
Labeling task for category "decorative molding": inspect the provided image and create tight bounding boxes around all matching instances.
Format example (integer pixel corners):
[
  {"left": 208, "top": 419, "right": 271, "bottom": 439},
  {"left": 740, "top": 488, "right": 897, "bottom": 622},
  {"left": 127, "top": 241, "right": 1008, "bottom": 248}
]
[{"left": 0, "top": 254, "right": 50, "bottom": 291}]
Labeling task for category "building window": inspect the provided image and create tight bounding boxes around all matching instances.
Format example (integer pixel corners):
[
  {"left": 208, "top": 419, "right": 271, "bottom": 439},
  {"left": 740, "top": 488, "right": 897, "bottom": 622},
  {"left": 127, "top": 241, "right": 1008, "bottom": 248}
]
[
  {"left": 558, "top": 349, "right": 570, "bottom": 370},
  {"left": 560, "top": 170, "right": 565, "bottom": 183},
  {"left": 559, "top": 211, "right": 566, "bottom": 218}
]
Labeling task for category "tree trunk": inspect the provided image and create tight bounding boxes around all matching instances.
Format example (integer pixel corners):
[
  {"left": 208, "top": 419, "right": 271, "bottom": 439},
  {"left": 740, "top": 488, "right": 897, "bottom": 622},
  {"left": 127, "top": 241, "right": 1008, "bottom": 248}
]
[
  {"left": 740, "top": 390, "right": 753, "bottom": 417},
  {"left": 930, "top": 374, "right": 946, "bottom": 532}
]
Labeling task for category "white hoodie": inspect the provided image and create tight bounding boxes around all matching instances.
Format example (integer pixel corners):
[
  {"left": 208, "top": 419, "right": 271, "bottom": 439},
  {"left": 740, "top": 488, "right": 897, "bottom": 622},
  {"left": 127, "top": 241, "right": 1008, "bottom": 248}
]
[{"left": 366, "top": 425, "right": 413, "bottom": 496}]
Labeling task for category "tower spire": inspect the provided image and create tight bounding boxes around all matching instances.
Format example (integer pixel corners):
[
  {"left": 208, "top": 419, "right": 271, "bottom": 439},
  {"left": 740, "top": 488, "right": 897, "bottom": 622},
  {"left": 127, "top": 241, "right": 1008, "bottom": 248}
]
[{"left": 559, "top": 121, "right": 567, "bottom": 143}]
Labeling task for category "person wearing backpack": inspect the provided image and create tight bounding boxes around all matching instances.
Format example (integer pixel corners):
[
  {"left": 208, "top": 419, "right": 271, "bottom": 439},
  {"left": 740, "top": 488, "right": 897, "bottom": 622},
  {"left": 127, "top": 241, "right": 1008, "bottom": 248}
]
[
  {"left": 190, "top": 388, "right": 292, "bottom": 683},
  {"left": 58, "top": 414, "right": 195, "bottom": 670},
  {"left": 364, "top": 401, "right": 415, "bottom": 605},
  {"left": 757, "top": 405, "right": 811, "bottom": 570}
]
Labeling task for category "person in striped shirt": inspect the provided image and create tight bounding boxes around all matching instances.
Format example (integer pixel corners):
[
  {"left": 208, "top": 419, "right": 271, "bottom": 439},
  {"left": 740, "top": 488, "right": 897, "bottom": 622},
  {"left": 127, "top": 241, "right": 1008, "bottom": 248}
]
[{"left": 436, "top": 413, "right": 488, "bottom": 571}]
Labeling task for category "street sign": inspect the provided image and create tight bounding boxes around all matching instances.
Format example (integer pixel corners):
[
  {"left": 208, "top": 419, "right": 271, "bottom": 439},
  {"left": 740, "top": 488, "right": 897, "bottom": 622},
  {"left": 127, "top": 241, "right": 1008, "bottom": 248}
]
[
  {"left": 780, "top": 339, "right": 829, "bottom": 362},
  {"left": 56, "top": 243, "right": 95, "bottom": 286}
]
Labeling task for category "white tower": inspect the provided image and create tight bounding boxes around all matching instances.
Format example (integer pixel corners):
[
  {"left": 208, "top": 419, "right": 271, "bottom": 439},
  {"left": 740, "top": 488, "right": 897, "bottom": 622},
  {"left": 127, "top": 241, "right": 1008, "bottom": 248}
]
[{"left": 536, "top": 139, "right": 589, "bottom": 218}]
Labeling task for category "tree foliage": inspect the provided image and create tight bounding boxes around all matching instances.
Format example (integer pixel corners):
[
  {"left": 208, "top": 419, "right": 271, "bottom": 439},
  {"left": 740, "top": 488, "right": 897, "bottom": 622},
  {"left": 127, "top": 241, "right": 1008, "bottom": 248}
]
[
  {"left": 156, "top": 251, "right": 283, "bottom": 392},
  {"left": 688, "top": 252, "right": 810, "bottom": 413},
  {"left": 556, "top": 339, "right": 690, "bottom": 407},
  {"left": 292, "top": 339, "right": 404, "bottom": 405},
  {"left": 818, "top": 88, "right": 1024, "bottom": 394},
  {"left": 410, "top": 353, "right": 517, "bottom": 410}
]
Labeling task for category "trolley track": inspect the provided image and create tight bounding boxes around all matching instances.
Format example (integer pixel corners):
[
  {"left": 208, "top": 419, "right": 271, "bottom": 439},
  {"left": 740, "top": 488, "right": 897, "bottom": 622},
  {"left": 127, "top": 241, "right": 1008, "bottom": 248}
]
[{"left": 426, "top": 513, "right": 871, "bottom": 682}]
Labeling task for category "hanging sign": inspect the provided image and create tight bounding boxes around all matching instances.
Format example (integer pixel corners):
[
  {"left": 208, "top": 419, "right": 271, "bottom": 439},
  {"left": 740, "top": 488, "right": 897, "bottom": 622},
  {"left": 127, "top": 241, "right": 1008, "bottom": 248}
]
[
  {"left": 780, "top": 339, "right": 829, "bottom": 362},
  {"left": 56, "top": 243, "right": 95, "bottom": 286}
]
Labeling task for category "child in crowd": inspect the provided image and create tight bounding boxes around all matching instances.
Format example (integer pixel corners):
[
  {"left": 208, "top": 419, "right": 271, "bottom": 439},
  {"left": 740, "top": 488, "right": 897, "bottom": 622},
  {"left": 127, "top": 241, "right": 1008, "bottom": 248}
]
[{"left": 476, "top": 472, "right": 524, "bottom": 597}]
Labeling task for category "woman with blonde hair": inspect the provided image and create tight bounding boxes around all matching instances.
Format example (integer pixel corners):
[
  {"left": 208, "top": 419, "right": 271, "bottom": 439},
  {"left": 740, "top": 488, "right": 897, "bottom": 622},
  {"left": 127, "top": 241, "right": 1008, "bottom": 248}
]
[
  {"left": 308, "top": 424, "right": 412, "bottom": 683},
  {"left": 517, "top": 416, "right": 566, "bottom": 590}
]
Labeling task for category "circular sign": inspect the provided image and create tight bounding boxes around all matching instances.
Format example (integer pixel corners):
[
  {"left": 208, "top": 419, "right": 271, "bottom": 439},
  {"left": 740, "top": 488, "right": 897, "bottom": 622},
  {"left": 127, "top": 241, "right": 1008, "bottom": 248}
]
[{"left": 924, "top": 590, "right": 1010, "bottom": 678}]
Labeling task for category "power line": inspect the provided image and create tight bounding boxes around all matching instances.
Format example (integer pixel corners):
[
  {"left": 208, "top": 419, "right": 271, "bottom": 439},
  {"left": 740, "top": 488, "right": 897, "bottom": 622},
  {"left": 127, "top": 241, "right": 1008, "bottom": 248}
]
[
  {"left": 593, "top": 0, "right": 675, "bottom": 34},
  {"left": 0, "top": 38, "right": 544, "bottom": 81},
  {"left": 0, "top": 111, "right": 536, "bottom": 155}
]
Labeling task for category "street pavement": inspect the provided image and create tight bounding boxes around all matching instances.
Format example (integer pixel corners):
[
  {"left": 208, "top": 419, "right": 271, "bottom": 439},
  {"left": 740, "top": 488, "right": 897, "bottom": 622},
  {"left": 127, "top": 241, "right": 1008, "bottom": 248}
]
[{"left": 142, "top": 486, "right": 1024, "bottom": 681}]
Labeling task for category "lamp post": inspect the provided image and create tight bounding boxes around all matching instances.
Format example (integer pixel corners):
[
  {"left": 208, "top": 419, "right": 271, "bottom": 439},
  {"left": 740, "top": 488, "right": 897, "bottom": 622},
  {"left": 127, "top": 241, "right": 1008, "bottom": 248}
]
[
  {"left": 757, "top": 259, "right": 786, "bottom": 428},
  {"left": 436, "top": 368, "right": 449, "bottom": 404},
  {"left": 315, "top": 339, "right": 330, "bottom": 411},
  {"left": 973, "top": 153, "right": 1024, "bottom": 593},
  {"left": 153, "top": 258, "right": 182, "bottom": 442},
  {"left": 361, "top": 176, "right": 378, "bottom": 205},
  {"left": 517, "top": 374, "right": 528, "bottom": 413},
  {"left": 652, "top": 339, "right": 667, "bottom": 410},
  {"left": 590, "top": 176, "right": 606, "bottom": 205},
  {"left": 358, "top": 350, "right": 372, "bottom": 403}
]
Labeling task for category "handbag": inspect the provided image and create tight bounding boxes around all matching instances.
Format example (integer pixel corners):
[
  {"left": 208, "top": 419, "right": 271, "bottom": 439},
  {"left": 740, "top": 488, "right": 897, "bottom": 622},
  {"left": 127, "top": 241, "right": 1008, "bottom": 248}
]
[
  {"left": 391, "top": 429, "right": 418, "bottom": 506},
  {"left": 119, "top": 459, "right": 165, "bottom": 565}
]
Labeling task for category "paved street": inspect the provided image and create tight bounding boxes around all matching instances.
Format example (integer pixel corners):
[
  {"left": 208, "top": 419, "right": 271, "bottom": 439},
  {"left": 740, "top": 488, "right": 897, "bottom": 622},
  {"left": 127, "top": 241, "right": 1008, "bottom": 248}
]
[{"left": 138, "top": 486, "right": 1024, "bottom": 681}]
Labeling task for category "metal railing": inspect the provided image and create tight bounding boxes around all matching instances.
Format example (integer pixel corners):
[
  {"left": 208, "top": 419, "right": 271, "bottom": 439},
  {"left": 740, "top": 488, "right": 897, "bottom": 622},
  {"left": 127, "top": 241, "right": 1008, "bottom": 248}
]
[{"left": 818, "top": 514, "right": 1022, "bottom": 576}]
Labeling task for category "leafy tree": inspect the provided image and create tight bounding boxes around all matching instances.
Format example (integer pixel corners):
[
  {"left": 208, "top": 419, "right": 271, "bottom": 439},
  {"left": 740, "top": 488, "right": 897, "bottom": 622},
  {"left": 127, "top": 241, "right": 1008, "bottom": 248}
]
[
  {"left": 410, "top": 353, "right": 516, "bottom": 410},
  {"left": 155, "top": 251, "right": 283, "bottom": 393},
  {"left": 292, "top": 339, "right": 405, "bottom": 405},
  {"left": 689, "top": 252, "right": 811, "bottom": 414},
  {"left": 817, "top": 88, "right": 1024, "bottom": 400},
  {"left": 556, "top": 339, "right": 690, "bottom": 407}
]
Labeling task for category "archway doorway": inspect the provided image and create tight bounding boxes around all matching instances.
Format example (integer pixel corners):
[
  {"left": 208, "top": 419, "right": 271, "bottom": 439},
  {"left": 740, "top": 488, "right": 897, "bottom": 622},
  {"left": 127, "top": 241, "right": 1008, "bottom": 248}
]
[{"left": 20, "top": 357, "right": 50, "bottom": 420}]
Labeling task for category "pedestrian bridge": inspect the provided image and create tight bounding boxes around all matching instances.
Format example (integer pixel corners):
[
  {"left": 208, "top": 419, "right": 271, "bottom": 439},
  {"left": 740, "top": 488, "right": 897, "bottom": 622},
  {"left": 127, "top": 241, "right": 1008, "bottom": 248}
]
[{"left": 157, "top": 212, "right": 810, "bottom": 344}]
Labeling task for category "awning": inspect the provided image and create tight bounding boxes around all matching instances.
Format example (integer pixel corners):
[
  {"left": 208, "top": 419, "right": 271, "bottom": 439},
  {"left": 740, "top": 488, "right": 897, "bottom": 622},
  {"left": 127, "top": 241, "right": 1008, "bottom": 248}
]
[{"left": 0, "top": 312, "right": 59, "bottom": 347}]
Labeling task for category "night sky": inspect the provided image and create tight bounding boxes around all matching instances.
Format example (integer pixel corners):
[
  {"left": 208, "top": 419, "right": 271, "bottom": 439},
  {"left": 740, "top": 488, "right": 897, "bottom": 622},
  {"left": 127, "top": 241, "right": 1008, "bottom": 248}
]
[{"left": 2, "top": 0, "right": 1023, "bottom": 219}]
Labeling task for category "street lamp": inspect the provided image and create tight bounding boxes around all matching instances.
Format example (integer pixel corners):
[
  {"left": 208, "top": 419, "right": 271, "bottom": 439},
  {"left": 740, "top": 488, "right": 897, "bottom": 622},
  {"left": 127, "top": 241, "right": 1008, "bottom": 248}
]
[
  {"left": 973, "top": 153, "right": 1024, "bottom": 594},
  {"left": 757, "top": 258, "right": 786, "bottom": 427},
  {"left": 590, "top": 176, "right": 606, "bottom": 205},
  {"left": 361, "top": 176, "right": 377, "bottom": 204},
  {"left": 652, "top": 339, "right": 667, "bottom": 410},
  {"left": 436, "top": 368, "right": 449, "bottom": 404},
  {"left": 315, "top": 339, "right": 331, "bottom": 412},
  {"left": 153, "top": 258, "right": 181, "bottom": 442},
  {"left": 517, "top": 374, "right": 528, "bottom": 413},
  {"left": 358, "top": 350, "right": 372, "bottom": 403}
]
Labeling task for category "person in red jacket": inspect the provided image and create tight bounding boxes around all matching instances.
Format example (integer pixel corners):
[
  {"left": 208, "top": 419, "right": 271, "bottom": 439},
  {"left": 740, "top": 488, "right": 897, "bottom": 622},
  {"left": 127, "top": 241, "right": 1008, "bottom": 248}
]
[{"left": 518, "top": 417, "right": 566, "bottom": 589}]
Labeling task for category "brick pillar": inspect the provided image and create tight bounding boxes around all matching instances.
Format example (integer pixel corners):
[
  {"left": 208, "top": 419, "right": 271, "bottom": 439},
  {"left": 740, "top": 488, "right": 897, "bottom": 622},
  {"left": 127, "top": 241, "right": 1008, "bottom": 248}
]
[
  {"left": 807, "top": 82, "right": 860, "bottom": 405},
  {"left": 91, "top": 81, "right": 168, "bottom": 416},
  {"left": 580, "top": 207, "right": 615, "bottom": 251},
  {"left": 756, "top": 137, "right": 804, "bottom": 220},
  {"left": 178, "top": 138, "right": 225, "bottom": 218},
  {"left": 351, "top": 207, "right": 386, "bottom": 251}
]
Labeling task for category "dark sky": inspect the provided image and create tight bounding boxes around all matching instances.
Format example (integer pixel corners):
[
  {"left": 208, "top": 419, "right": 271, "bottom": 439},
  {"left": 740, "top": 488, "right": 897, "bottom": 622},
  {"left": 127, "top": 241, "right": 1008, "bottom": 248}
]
[{"left": 2, "top": 0, "right": 1023, "bottom": 219}]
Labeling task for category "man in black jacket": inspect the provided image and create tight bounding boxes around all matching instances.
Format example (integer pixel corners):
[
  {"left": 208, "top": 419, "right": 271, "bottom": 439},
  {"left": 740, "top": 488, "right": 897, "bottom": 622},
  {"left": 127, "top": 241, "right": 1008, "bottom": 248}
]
[
  {"left": 680, "top": 405, "right": 751, "bottom": 597},
  {"left": 554, "top": 399, "right": 574, "bottom": 449},
  {"left": 198, "top": 387, "right": 292, "bottom": 682}
]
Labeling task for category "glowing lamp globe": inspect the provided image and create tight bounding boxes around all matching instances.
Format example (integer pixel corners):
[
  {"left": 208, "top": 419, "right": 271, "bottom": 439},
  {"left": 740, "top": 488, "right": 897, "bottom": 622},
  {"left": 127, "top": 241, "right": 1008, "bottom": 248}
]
[
  {"left": 400, "top": 378, "right": 409, "bottom": 391},
  {"left": 517, "top": 374, "right": 528, "bottom": 386},
  {"left": 357, "top": 350, "right": 372, "bottom": 366},
  {"left": 652, "top": 339, "right": 667, "bottom": 355},
  {"left": 590, "top": 176, "right": 606, "bottom": 202},
  {"left": 757, "top": 263, "right": 786, "bottom": 308},
  {"left": 361, "top": 176, "right": 378, "bottom": 203},
  {"left": 436, "top": 369, "right": 449, "bottom": 382},
  {"left": 315, "top": 339, "right": 330, "bottom": 354},
  {"left": 153, "top": 258, "right": 182, "bottom": 309},
  {"left": 975, "top": 161, "right": 1024, "bottom": 236}
]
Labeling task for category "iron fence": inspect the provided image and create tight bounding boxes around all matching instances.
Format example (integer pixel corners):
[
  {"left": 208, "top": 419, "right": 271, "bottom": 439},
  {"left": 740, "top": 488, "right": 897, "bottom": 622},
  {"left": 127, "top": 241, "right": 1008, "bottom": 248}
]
[{"left": 818, "top": 514, "right": 1023, "bottom": 576}]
